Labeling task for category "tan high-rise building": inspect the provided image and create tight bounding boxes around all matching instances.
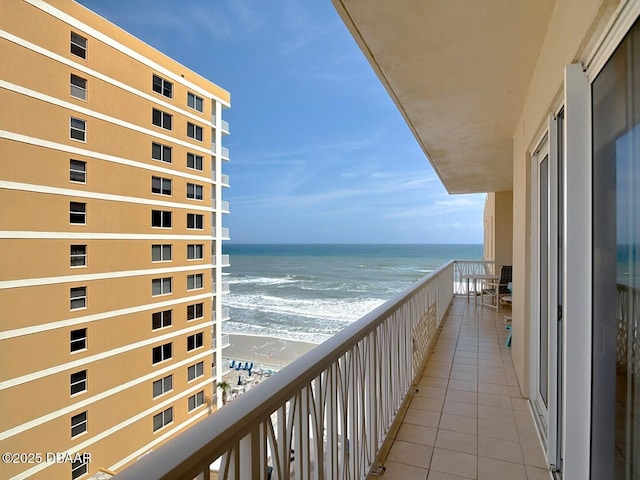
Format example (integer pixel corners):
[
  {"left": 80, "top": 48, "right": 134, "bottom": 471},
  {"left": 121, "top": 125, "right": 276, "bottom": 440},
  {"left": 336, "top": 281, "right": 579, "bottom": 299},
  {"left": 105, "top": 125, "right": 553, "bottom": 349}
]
[{"left": 0, "top": 1, "right": 231, "bottom": 478}]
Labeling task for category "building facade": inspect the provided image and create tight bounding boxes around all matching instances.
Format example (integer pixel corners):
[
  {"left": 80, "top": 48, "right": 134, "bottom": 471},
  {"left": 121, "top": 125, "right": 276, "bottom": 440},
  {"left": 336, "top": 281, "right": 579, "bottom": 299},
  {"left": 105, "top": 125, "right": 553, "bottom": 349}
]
[{"left": 0, "top": 1, "right": 230, "bottom": 478}]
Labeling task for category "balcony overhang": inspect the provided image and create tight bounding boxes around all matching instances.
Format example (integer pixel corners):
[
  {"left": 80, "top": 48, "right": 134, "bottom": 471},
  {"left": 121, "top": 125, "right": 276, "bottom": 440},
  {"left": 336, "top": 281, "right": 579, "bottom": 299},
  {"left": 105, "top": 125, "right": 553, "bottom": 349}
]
[{"left": 332, "top": 0, "right": 555, "bottom": 194}]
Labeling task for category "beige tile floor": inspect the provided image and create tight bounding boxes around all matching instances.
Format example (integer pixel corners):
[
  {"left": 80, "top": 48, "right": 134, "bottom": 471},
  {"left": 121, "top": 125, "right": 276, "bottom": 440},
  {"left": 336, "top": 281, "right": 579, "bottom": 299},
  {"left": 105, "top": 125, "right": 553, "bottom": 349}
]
[{"left": 374, "top": 296, "right": 552, "bottom": 480}]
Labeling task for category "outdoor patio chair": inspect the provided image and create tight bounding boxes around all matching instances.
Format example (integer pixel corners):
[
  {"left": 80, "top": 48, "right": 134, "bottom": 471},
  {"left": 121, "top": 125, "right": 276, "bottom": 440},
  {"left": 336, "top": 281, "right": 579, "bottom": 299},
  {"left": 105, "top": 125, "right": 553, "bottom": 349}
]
[{"left": 481, "top": 265, "right": 512, "bottom": 312}]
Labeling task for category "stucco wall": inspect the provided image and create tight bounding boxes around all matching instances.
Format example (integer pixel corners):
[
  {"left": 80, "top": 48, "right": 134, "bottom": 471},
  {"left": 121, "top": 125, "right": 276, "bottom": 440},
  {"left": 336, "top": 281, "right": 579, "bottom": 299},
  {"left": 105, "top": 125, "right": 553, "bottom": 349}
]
[{"left": 510, "top": 0, "right": 621, "bottom": 396}]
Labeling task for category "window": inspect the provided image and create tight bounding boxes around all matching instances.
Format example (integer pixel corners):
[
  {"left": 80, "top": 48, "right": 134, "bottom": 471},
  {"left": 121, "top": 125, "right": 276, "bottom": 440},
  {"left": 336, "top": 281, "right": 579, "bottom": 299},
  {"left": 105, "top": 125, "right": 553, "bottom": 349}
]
[
  {"left": 187, "top": 332, "right": 204, "bottom": 351},
  {"left": 152, "top": 277, "right": 172, "bottom": 296},
  {"left": 70, "top": 370, "right": 87, "bottom": 395},
  {"left": 187, "top": 213, "right": 203, "bottom": 230},
  {"left": 152, "top": 342, "right": 172, "bottom": 364},
  {"left": 70, "top": 32, "right": 87, "bottom": 59},
  {"left": 187, "top": 183, "right": 203, "bottom": 200},
  {"left": 187, "top": 273, "right": 204, "bottom": 291},
  {"left": 187, "top": 92, "right": 204, "bottom": 112},
  {"left": 70, "top": 245, "right": 87, "bottom": 267},
  {"left": 70, "top": 202, "right": 86, "bottom": 224},
  {"left": 152, "top": 74, "right": 173, "bottom": 98},
  {"left": 71, "top": 456, "right": 89, "bottom": 479},
  {"left": 152, "top": 108, "right": 172, "bottom": 130},
  {"left": 70, "top": 117, "right": 86, "bottom": 141},
  {"left": 70, "top": 159, "right": 86, "bottom": 183},
  {"left": 71, "top": 411, "right": 87, "bottom": 438},
  {"left": 187, "top": 303, "right": 203, "bottom": 321},
  {"left": 187, "top": 153, "right": 203, "bottom": 171},
  {"left": 70, "top": 74, "right": 87, "bottom": 100},
  {"left": 151, "top": 210, "right": 172, "bottom": 228},
  {"left": 187, "top": 122, "right": 203, "bottom": 141},
  {"left": 152, "top": 374, "right": 173, "bottom": 398},
  {"left": 70, "top": 288, "right": 87, "bottom": 310},
  {"left": 70, "top": 328, "right": 87, "bottom": 351},
  {"left": 188, "top": 391, "right": 205, "bottom": 411},
  {"left": 153, "top": 407, "right": 173, "bottom": 432},
  {"left": 187, "top": 361, "right": 204, "bottom": 381},
  {"left": 152, "top": 142, "right": 172, "bottom": 163},
  {"left": 152, "top": 309, "right": 172, "bottom": 330},
  {"left": 591, "top": 21, "right": 640, "bottom": 479},
  {"left": 151, "top": 244, "right": 172, "bottom": 262},
  {"left": 151, "top": 176, "right": 172, "bottom": 196},
  {"left": 187, "top": 244, "right": 203, "bottom": 260}
]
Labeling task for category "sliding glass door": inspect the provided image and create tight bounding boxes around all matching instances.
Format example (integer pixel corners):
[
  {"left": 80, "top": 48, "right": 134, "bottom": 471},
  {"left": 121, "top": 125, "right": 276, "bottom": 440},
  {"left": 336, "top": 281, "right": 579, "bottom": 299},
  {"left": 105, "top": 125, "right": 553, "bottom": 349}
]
[{"left": 592, "top": 18, "right": 640, "bottom": 480}]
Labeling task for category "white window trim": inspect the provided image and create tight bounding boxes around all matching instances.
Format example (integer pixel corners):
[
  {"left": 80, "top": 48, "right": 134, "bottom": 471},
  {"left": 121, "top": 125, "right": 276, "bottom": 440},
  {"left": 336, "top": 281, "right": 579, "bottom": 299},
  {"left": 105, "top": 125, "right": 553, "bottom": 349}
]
[
  {"left": 187, "top": 391, "right": 205, "bottom": 412},
  {"left": 152, "top": 374, "right": 173, "bottom": 399},
  {"left": 70, "top": 245, "right": 87, "bottom": 269},
  {"left": 187, "top": 122, "right": 203, "bottom": 142},
  {"left": 151, "top": 176, "right": 172, "bottom": 197},
  {"left": 152, "top": 407, "right": 174, "bottom": 433},
  {"left": 152, "top": 74, "right": 173, "bottom": 99},
  {"left": 70, "top": 370, "right": 87, "bottom": 397},
  {"left": 151, "top": 310, "right": 172, "bottom": 331},
  {"left": 70, "top": 117, "right": 86, "bottom": 143},
  {"left": 151, "top": 278, "right": 172, "bottom": 297},
  {"left": 186, "top": 153, "right": 204, "bottom": 172},
  {"left": 186, "top": 183, "right": 204, "bottom": 201},
  {"left": 187, "top": 274, "right": 204, "bottom": 291},
  {"left": 152, "top": 108, "right": 173, "bottom": 131},
  {"left": 70, "top": 73, "right": 87, "bottom": 101},
  {"left": 70, "top": 411, "right": 88, "bottom": 438},
  {"left": 187, "top": 213, "right": 204, "bottom": 230},
  {"left": 187, "top": 244, "right": 204, "bottom": 261},
  {"left": 187, "top": 92, "right": 204, "bottom": 113},
  {"left": 187, "top": 361, "right": 205, "bottom": 382}
]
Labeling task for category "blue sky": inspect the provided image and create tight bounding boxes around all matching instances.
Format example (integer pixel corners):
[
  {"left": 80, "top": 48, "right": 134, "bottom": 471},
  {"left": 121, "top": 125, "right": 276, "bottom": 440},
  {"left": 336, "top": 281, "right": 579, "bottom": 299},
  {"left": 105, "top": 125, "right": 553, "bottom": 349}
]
[{"left": 77, "top": 0, "right": 485, "bottom": 244}]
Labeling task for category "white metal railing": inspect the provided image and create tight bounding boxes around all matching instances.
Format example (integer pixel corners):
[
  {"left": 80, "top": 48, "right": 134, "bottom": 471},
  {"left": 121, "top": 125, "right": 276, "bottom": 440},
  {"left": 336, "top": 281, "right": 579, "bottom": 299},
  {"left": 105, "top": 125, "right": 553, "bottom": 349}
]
[
  {"left": 221, "top": 282, "right": 230, "bottom": 294},
  {"left": 115, "top": 261, "right": 455, "bottom": 480},
  {"left": 213, "top": 334, "right": 231, "bottom": 351},
  {"left": 453, "top": 260, "right": 495, "bottom": 296},
  {"left": 211, "top": 141, "right": 217, "bottom": 152},
  {"left": 221, "top": 227, "right": 230, "bottom": 239},
  {"left": 221, "top": 201, "right": 230, "bottom": 212},
  {"left": 221, "top": 119, "right": 230, "bottom": 133},
  {"left": 221, "top": 307, "right": 230, "bottom": 321},
  {"left": 616, "top": 283, "right": 640, "bottom": 375},
  {"left": 221, "top": 254, "right": 230, "bottom": 266},
  {"left": 221, "top": 173, "right": 230, "bottom": 186},
  {"left": 221, "top": 146, "right": 230, "bottom": 159}
]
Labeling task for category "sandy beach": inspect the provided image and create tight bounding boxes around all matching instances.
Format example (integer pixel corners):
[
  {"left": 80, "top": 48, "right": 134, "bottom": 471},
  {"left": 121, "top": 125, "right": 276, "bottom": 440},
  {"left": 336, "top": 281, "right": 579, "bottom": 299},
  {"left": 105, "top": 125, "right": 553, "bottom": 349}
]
[{"left": 222, "top": 334, "right": 317, "bottom": 387}]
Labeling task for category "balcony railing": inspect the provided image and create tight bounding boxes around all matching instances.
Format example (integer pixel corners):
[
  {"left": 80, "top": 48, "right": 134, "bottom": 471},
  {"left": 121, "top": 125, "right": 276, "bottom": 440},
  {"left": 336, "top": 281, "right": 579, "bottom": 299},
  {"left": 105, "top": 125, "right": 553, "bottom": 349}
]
[
  {"left": 452, "top": 260, "right": 495, "bottom": 295},
  {"left": 221, "top": 173, "right": 230, "bottom": 186},
  {"left": 211, "top": 115, "right": 230, "bottom": 134},
  {"left": 617, "top": 283, "right": 640, "bottom": 375},
  {"left": 213, "top": 334, "right": 231, "bottom": 351},
  {"left": 221, "top": 201, "right": 230, "bottom": 213},
  {"left": 115, "top": 260, "right": 457, "bottom": 480}
]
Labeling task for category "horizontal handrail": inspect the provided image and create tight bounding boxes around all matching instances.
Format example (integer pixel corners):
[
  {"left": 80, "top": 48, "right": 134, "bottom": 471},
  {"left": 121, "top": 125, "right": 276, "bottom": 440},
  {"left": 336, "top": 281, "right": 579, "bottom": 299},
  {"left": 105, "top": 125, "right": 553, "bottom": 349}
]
[{"left": 115, "top": 261, "right": 456, "bottom": 480}]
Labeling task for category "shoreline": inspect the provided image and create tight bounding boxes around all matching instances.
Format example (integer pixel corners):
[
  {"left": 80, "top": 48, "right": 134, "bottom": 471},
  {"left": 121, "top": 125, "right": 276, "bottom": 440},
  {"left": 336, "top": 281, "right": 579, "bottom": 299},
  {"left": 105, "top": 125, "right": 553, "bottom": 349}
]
[
  {"left": 222, "top": 333, "right": 317, "bottom": 374},
  {"left": 222, "top": 333, "right": 317, "bottom": 391}
]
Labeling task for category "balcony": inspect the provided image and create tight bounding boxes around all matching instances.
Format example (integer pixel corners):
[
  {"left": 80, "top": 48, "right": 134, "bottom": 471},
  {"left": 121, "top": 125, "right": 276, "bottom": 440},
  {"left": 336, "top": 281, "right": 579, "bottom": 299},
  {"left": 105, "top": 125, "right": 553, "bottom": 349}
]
[
  {"left": 115, "top": 261, "right": 546, "bottom": 480},
  {"left": 213, "top": 334, "right": 231, "bottom": 351},
  {"left": 211, "top": 115, "right": 230, "bottom": 134},
  {"left": 220, "top": 201, "right": 230, "bottom": 213}
]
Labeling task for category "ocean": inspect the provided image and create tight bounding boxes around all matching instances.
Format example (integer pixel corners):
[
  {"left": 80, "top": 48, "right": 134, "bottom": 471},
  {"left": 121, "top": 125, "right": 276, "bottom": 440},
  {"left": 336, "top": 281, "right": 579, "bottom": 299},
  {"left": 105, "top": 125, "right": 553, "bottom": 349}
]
[{"left": 222, "top": 244, "right": 483, "bottom": 344}]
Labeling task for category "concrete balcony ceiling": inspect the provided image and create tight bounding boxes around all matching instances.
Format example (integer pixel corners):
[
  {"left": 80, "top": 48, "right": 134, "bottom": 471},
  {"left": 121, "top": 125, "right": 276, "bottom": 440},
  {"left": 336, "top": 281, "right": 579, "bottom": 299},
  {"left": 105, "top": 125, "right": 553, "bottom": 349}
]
[{"left": 332, "top": 0, "right": 555, "bottom": 194}]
